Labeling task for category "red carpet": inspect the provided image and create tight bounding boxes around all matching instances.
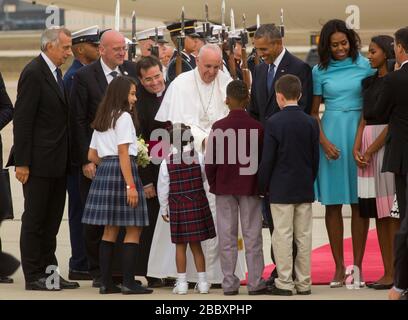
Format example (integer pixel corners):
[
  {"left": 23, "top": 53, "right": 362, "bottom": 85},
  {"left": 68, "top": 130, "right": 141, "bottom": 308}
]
[{"left": 243, "top": 229, "right": 384, "bottom": 285}]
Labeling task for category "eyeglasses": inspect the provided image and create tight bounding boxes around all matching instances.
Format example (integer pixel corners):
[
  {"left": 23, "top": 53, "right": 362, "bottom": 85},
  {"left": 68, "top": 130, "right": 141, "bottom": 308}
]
[{"left": 112, "top": 46, "right": 128, "bottom": 53}]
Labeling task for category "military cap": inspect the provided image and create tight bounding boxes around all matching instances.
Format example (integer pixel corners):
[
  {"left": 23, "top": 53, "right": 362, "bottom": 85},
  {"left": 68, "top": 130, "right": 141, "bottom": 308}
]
[
  {"left": 72, "top": 25, "right": 100, "bottom": 45},
  {"left": 166, "top": 19, "right": 199, "bottom": 38},
  {"left": 137, "top": 26, "right": 168, "bottom": 43},
  {"left": 247, "top": 25, "right": 258, "bottom": 38}
]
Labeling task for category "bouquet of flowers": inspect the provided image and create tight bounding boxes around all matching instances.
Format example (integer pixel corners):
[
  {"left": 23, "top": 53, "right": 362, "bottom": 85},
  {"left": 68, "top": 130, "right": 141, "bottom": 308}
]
[{"left": 136, "top": 136, "right": 151, "bottom": 168}]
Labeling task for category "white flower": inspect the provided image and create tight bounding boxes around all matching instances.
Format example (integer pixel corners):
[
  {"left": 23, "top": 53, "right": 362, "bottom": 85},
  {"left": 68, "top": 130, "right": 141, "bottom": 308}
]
[{"left": 136, "top": 136, "right": 151, "bottom": 168}]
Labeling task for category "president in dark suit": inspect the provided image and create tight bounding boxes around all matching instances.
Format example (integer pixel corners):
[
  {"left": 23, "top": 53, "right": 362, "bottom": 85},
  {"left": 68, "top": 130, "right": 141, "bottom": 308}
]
[
  {"left": 12, "top": 28, "right": 79, "bottom": 290},
  {"left": 248, "top": 24, "right": 313, "bottom": 123},
  {"left": 373, "top": 27, "right": 408, "bottom": 300},
  {"left": 70, "top": 30, "right": 138, "bottom": 286},
  {"left": 248, "top": 23, "right": 313, "bottom": 283}
]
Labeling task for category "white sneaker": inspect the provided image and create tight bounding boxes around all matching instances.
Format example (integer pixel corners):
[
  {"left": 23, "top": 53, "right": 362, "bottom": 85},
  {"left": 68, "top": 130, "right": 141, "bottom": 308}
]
[
  {"left": 173, "top": 281, "right": 188, "bottom": 295},
  {"left": 195, "top": 282, "right": 210, "bottom": 294}
]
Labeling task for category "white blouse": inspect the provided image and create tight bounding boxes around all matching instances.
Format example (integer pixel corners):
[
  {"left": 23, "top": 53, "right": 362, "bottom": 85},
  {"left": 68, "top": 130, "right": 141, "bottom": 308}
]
[{"left": 90, "top": 112, "right": 138, "bottom": 157}]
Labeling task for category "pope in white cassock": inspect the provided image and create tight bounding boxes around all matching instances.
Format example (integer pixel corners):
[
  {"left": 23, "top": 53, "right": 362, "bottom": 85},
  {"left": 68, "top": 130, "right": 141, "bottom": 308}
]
[{"left": 148, "top": 44, "right": 246, "bottom": 284}]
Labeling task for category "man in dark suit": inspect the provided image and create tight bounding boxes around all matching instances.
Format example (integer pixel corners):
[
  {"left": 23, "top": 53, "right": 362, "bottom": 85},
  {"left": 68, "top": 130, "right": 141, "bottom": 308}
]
[
  {"left": 63, "top": 26, "right": 100, "bottom": 281},
  {"left": 248, "top": 24, "right": 313, "bottom": 123},
  {"left": 133, "top": 56, "right": 167, "bottom": 287},
  {"left": 0, "top": 71, "right": 14, "bottom": 284},
  {"left": 258, "top": 75, "right": 319, "bottom": 295},
  {"left": 248, "top": 23, "right": 313, "bottom": 284},
  {"left": 12, "top": 28, "right": 79, "bottom": 290},
  {"left": 372, "top": 27, "right": 408, "bottom": 300},
  {"left": 71, "top": 30, "right": 138, "bottom": 286}
]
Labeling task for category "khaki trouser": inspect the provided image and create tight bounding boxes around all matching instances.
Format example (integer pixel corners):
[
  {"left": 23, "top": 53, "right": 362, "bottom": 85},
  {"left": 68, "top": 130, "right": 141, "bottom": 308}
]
[
  {"left": 216, "top": 195, "right": 265, "bottom": 293},
  {"left": 270, "top": 203, "right": 313, "bottom": 292}
]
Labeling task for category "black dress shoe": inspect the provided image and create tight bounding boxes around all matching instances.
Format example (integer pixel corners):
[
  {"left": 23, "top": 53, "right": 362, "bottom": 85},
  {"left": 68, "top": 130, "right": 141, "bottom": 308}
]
[
  {"left": 211, "top": 283, "right": 222, "bottom": 289},
  {"left": 163, "top": 278, "right": 177, "bottom": 287},
  {"left": 122, "top": 283, "right": 153, "bottom": 295},
  {"left": 59, "top": 276, "right": 80, "bottom": 289},
  {"left": 297, "top": 289, "right": 312, "bottom": 295},
  {"left": 25, "top": 277, "right": 61, "bottom": 291},
  {"left": 147, "top": 277, "right": 164, "bottom": 288},
  {"left": 248, "top": 287, "right": 269, "bottom": 295},
  {"left": 0, "top": 276, "right": 13, "bottom": 284},
  {"left": 92, "top": 278, "right": 101, "bottom": 288},
  {"left": 265, "top": 275, "right": 276, "bottom": 287},
  {"left": 68, "top": 270, "right": 93, "bottom": 281},
  {"left": 267, "top": 284, "right": 293, "bottom": 296},
  {"left": 224, "top": 290, "right": 239, "bottom": 296},
  {"left": 99, "top": 285, "right": 122, "bottom": 294}
]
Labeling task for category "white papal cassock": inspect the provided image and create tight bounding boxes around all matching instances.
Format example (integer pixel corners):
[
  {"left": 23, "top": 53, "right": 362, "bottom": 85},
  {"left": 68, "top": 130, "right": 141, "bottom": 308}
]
[{"left": 147, "top": 68, "right": 246, "bottom": 284}]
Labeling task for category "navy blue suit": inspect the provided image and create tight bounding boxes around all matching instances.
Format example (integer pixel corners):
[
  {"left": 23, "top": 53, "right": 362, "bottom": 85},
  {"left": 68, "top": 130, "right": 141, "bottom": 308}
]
[
  {"left": 248, "top": 50, "right": 313, "bottom": 126},
  {"left": 63, "top": 59, "right": 88, "bottom": 273},
  {"left": 258, "top": 105, "right": 320, "bottom": 204}
]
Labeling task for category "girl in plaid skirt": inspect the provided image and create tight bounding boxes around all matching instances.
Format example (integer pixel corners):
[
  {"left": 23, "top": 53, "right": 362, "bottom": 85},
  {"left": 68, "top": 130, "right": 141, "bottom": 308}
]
[
  {"left": 157, "top": 124, "right": 216, "bottom": 295},
  {"left": 81, "top": 76, "right": 152, "bottom": 295}
]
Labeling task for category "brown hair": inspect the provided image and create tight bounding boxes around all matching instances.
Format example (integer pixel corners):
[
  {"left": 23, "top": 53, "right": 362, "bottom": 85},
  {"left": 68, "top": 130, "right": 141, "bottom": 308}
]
[
  {"left": 91, "top": 76, "right": 138, "bottom": 132},
  {"left": 275, "top": 74, "right": 302, "bottom": 100}
]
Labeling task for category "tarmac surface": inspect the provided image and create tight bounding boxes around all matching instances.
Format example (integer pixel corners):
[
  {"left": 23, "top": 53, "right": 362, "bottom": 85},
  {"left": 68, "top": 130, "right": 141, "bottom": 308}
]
[{"left": 0, "top": 80, "right": 389, "bottom": 300}]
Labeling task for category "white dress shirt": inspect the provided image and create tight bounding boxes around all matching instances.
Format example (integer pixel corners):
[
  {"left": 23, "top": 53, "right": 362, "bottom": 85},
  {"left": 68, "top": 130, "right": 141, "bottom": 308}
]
[
  {"left": 40, "top": 52, "right": 59, "bottom": 83},
  {"left": 100, "top": 58, "right": 121, "bottom": 84}
]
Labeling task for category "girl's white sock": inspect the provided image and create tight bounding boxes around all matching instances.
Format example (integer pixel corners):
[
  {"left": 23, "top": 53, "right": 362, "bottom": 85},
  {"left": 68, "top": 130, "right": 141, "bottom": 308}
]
[
  {"left": 177, "top": 273, "right": 187, "bottom": 283},
  {"left": 198, "top": 272, "right": 207, "bottom": 283}
]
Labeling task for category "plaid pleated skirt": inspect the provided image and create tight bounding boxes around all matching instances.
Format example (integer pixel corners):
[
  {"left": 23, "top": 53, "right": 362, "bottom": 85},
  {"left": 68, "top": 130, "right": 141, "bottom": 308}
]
[{"left": 82, "top": 156, "right": 149, "bottom": 227}]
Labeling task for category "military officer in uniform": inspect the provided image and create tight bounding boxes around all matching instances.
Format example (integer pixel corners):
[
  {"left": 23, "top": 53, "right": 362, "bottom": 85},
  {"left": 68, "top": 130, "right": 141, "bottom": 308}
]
[
  {"left": 166, "top": 19, "right": 200, "bottom": 83},
  {"left": 64, "top": 26, "right": 100, "bottom": 93},
  {"left": 136, "top": 27, "right": 168, "bottom": 58},
  {"left": 246, "top": 25, "right": 261, "bottom": 77},
  {"left": 63, "top": 25, "right": 100, "bottom": 281}
]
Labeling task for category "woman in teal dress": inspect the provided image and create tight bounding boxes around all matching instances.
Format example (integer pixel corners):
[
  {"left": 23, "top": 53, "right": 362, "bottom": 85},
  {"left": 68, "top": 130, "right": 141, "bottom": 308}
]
[{"left": 311, "top": 19, "right": 374, "bottom": 287}]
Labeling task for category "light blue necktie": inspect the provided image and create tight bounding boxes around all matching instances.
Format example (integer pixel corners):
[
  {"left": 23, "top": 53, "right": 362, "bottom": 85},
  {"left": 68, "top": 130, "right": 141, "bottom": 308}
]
[{"left": 267, "top": 63, "right": 276, "bottom": 95}]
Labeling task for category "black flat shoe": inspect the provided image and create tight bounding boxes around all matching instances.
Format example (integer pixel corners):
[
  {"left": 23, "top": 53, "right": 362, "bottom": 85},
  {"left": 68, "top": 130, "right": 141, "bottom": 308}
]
[
  {"left": 0, "top": 276, "right": 13, "bottom": 284},
  {"left": 372, "top": 283, "right": 393, "bottom": 290},
  {"left": 224, "top": 290, "right": 239, "bottom": 296},
  {"left": 99, "top": 285, "right": 122, "bottom": 294},
  {"left": 122, "top": 284, "right": 153, "bottom": 295}
]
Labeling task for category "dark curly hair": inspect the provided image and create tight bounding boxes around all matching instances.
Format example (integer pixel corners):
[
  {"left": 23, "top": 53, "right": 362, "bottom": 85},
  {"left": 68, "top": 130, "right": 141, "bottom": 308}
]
[{"left": 317, "top": 19, "right": 361, "bottom": 70}]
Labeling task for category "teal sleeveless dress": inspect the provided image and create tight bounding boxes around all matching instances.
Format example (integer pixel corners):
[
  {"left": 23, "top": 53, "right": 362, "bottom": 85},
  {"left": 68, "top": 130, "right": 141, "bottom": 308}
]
[{"left": 313, "top": 54, "right": 374, "bottom": 205}]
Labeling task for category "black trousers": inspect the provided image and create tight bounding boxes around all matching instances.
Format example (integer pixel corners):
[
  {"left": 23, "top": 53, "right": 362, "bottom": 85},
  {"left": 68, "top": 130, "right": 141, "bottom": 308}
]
[
  {"left": 394, "top": 174, "right": 408, "bottom": 290},
  {"left": 79, "top": 172, "right": 104, "bottom": 280},
  {"left": 67, "top": 168, "right": 88, "bottom": 272},
  {"left": 20, "top": 175, "right": 66, "bottom": 282},
  {"left": 134, "top": 196, "right": 160, "bottom": 277}
]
